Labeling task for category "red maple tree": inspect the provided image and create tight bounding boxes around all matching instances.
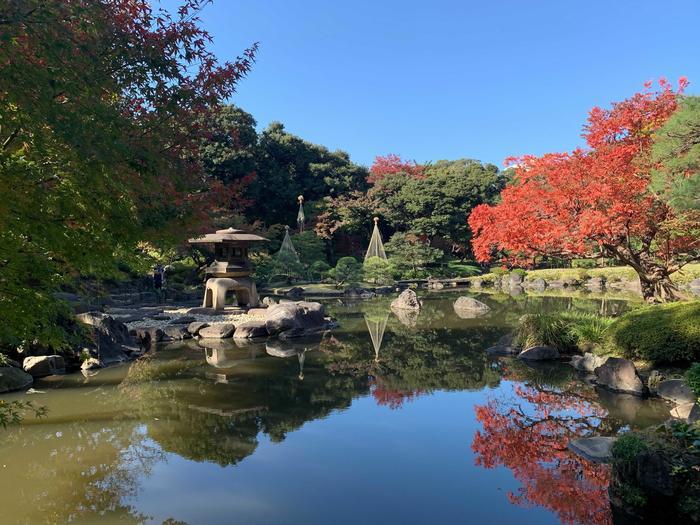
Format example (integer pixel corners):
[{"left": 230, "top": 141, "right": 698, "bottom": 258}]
[
  {"left": 368, "top": 153, "right": 424, "bottom": 184},
  {"left": 468, "top": 79, "right": 700, "bottom": 302}
]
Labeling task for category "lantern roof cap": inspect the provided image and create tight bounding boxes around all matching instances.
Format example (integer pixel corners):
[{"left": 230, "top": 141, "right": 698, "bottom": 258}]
[{"left": 188, "top": 227, "right": 268, "bottom": 244}]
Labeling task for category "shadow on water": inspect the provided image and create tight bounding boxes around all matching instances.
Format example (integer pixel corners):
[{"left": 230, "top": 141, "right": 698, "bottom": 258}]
[{"left": 0, "top": 292, "right": 669, "bottom": 525}]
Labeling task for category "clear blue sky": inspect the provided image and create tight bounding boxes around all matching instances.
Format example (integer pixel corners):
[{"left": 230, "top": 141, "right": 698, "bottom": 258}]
[{"left": 163, "top": 0, "right": 700, "bottom": 168}]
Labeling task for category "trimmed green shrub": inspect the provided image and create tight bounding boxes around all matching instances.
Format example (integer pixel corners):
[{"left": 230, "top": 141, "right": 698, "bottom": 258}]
[
  {"left": 511, "top": 268, "right": 528, "bottom": 278},
  {"left": 612, "top": 434, "right": 648, "bottom": 464},
  {"left": 685, "top": 363, "right": 700, "bottom": 398},
  {"left": 572, "top": 258, "right": 597, "bottom": 269},
  {"left": 308, "top": 260, "right": 331, "bottom": 281},
  {"left": 328, "top": 257, "right": 363, "bottom": 287},
  {"left": 490, "top": 266, "right": 508, "bottom": 277},
  {"left": 607, "top": 301, "right": 700, "bottom": 364}
]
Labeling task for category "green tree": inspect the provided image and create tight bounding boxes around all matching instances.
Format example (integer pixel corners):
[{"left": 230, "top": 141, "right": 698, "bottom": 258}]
[
  {"left": 247, "top": 122, "right": 368, "bottom": 226},
  {"left": 381, "top": 160, "right": 504, "bottom": 256},
  {"left": 291, "top": 231, "right": 327, "bottom": 266},
  {"left": 0, "top": 1, "right": 256, "bottom": 349},
  {"left": 651, "top": 95, "right": 700, "bottom": 211},
  {"left": 328, "top": 257, "right": 363, "bottom": 287},
  {"left": 363, "top": 257, "right": 393, "bottom": 284},
  {"left": 385, "top": 233, "right": 443, "bottom": 279}
]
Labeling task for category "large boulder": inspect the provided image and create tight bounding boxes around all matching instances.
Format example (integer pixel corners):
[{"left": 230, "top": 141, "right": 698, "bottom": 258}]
[
  {"left": 525, "top": 278, "right": 547, "bottom": 291},
  {"left": 199, "top": 324, "right": 236, "bottom": 339},
  {"left": 518, "top": 345, "right": 560, "bottom": 361},
  {"left": 594, "top": 357, "right": 645, "bottom": 396},
  {"left": 485, "top": 334, "right": 518, "bottom": 356},
  {"left": 0, "top": 367, "right": 33, "bottom": 393},
  {"left": 390, "top": 289, "right": 421, "bottom": 310},
  {"left": 286, "top": 286, "right": 305, "bottom": 298},
  {"left": 262, "top": 296, "right": 278, "bottom": 306},
  {"left": 233, "top": 320, "right": 268, "bottom": 339},
  {"left": 568, "top": 437, "right": 616, "bottom": 463},
  {"left": 570, "top": 352, "right": 608, "bottom": 373},
  {"left": 453, "top": 297, "right": 490, "bottom": 314},
  {"left": 688, "top": 278, "right": 700, "bottom": 296},
  {"left": 187, "top": 321, "right": 209, "bottom": 336},
  {"left": 23, "top": 355, "right": 65, "bottom": 378},
  {"left": 132, "top": 327, "right": 164, "bottom": 346},
  {"left": 265, "top": 301, "right": 327, "bottom": 336},
  {"left": 161, "top": 325, "right": 192, "bottom": 341},
  {"left": 76, "top": 311, "right": 136, "bottom": 364},
  {"left": 656, "top": 379, "right": 696, "bottom": 405},
  {"left": 508, "top": 273, "right": 523, "bottom": 287}
]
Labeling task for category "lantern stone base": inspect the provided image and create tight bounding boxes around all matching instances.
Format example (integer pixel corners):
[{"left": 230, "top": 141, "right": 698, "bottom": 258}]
[{"left": 203, "top": 277, "right": 259, "bottom": 310}]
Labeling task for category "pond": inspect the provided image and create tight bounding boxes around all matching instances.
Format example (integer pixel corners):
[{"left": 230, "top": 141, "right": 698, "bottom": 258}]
[{"left": 0, "top": 292, "right": 670, "bottom": 525}]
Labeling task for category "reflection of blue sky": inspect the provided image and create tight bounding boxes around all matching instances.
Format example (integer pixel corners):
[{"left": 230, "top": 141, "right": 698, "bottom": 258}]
[{"left": 131, "top": 392, "right": 560, "bottom": 525}]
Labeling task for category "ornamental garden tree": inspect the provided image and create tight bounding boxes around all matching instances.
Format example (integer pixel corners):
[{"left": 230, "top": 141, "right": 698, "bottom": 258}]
[{"left": 469, "top": 79, "right": 700, "bottom": 302}]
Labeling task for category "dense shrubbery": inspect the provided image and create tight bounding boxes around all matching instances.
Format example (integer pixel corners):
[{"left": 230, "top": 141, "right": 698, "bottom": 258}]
[
  {"left": 684, "top": 364, "right": 700, "bottom": 398},
  {"left": 610, "top": 425, "right": 700, "bottom": 522},
  {"left": 514, "top": 312, "right": 613, "bottom": 351},
  {"left": 607, "top": 301, "right": 700, "bottom": 363}
]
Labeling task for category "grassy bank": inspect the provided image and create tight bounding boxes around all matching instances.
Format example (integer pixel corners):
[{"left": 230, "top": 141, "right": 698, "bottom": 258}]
[
  {"left": 470, "top": 263, "right": 700, "bottom": 285},
  {"left": 513, "top": 300, "right": 700, "bottom": 365}
]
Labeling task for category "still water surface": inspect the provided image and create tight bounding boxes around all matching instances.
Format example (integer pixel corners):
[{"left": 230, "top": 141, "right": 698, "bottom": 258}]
[{"left": 0, "top": 293, "right": 670, "bottom": 525}]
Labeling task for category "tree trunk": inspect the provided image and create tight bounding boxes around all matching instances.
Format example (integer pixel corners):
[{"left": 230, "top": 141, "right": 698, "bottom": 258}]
[
  {"left": 604, "top": 245, "right": 679, "bottom": 303},
  {"left": 637, "top": 265, "right": 678, "bottom": 303}
]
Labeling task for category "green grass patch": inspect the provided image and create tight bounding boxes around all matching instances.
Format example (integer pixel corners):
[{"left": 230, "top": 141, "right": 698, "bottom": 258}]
[
  {"left": 444, "top": 261, "right": 481, "bottom": 277},
  {"left": 607, "top": 301, "right": 700, "bottom": 364},
  {"left": 514, "top": 312, "right": 614, "bottom": 351}
]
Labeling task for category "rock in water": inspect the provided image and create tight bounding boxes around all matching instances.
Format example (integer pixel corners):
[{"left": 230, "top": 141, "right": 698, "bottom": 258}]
[
  {"left": 0, "top": 367, "right": 33, "bottom": 393},
  {"left": 81, "top": 358, "right": 102, "bottom": 371},
  {"left": 594, "top": 357, "right": 645, "bottom": 396},
  {"left": 453, "top": 296, "right": 490, "bottom": 316},
  {"left": 518, "top": 345, "right": 560, "bottom": 361},
  {"left": 199, "top": 324, "right": 236, "bottom": 339},
  {"left": 187, "top": 322, "right": 209, "bottom": 336},
  {"left": 568, "top": 437, "right": 616, "bottom": 463},
  {"left": 161, "top": 325, "right": 192, "bottom": 341},
  {"left": 233, "top": 320, "right": 268, "bottom": 339},
  {"left": 656, "top": 379, "right": 696, "bottom": 405},
  {"left": 76, "top": 311, "right": 136, "bottom": 364},
  {"left": 265, "top": 301, "right": 326, "bottom": 336},
  {"left": 23, "top": 355, "right": 66, "bottom": 378},
  {"left": 570, "top": 352, "right": 608, "bottom": 372},
  {"left": 390, "top": 289, "right": 421, "bottom": 310}
]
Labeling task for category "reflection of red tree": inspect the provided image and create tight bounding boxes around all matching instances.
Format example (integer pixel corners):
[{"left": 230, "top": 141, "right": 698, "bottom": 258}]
[
  {"left": 370, "top": 377, "right": 424, "bottom": 410},
  {"left": 472, "top": 384, "right": 612, "bottom": 525}
]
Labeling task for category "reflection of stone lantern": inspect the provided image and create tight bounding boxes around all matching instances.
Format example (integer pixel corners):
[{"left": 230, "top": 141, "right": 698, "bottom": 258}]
[{"left": 189, "top": 228, "right": 267, "bottom": 310}]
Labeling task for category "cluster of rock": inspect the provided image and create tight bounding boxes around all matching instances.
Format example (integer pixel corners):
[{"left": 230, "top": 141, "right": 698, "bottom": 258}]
[
  {"left": 0, "top": 299, "right": 335, "bottom": 393},
  {"left": 472, "top": 271, "right": 700, "bottom": 298},
  {"left": 132, "top": 300, "right": 334, "bottom": 345}
]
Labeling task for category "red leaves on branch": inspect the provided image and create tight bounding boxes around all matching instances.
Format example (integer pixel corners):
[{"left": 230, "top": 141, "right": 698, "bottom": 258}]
[
  {"left": 368, "top": 154, "right": 424, "bottom": 184},
  {"left": 468, "top": 79, "right": 699, "bottom": 299}
]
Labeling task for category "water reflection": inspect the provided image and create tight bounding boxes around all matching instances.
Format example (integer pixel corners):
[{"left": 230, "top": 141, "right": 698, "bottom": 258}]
[{"left": 0, "top": 293, "right": 663, "bottom": 525}]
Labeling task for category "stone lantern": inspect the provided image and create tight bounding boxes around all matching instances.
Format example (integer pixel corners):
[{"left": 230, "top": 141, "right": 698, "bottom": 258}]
[{"left": 189, "top": 227, "right": 267, "bottom": 310}]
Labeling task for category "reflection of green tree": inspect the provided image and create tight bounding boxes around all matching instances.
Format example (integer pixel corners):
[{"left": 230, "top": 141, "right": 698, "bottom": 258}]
[{"left": 0, "top": 420, "right": 159, "bottom": 524}]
